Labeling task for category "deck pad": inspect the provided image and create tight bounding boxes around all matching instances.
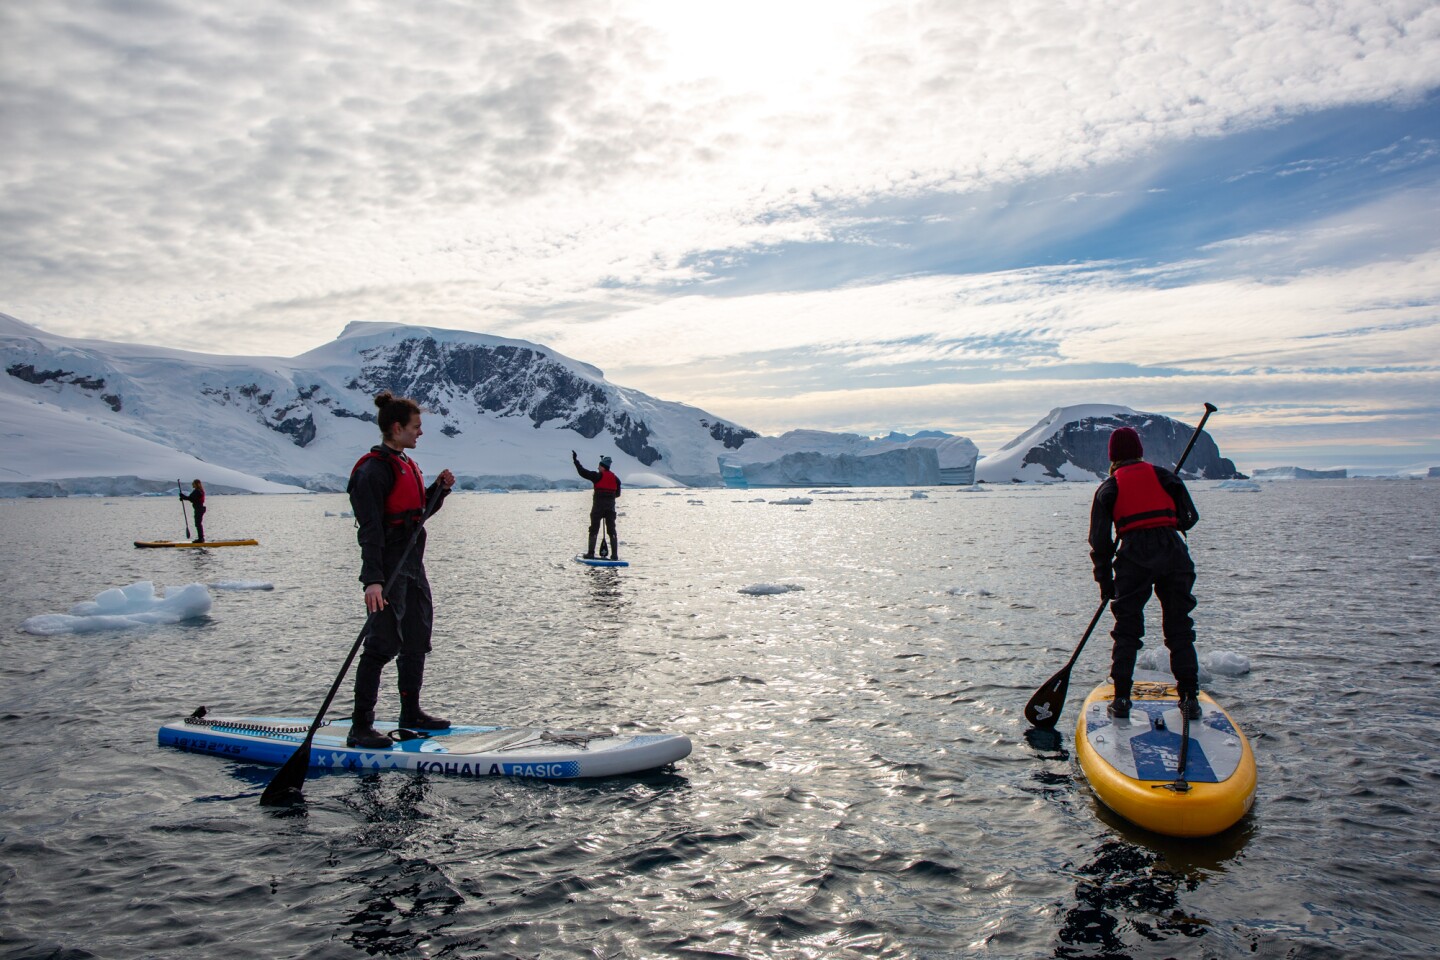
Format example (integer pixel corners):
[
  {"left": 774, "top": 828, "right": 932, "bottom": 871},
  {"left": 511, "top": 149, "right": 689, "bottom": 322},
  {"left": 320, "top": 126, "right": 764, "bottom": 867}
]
[{"left": 1083, "top": 685, "right": 1244, "bottom": 783}]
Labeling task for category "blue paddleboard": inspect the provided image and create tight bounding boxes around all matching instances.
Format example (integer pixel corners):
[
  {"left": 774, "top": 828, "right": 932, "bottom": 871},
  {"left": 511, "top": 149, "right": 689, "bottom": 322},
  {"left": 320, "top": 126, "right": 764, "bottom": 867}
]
[
  {"left": 575, "top": 556, "right": 629, "bottom": 567},
  {"left": 160, "top": 714, "right": 689, "bottom": 779}
]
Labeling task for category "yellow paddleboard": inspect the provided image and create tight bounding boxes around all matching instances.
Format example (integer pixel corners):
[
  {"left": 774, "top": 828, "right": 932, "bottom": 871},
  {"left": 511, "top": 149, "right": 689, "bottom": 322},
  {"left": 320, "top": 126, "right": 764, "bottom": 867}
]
[
  {"left": 1076, "top": 679, "right": 1256, "bottom": 838},
  {"left": 133, "top": 539, "right": 260, "bottom": 548}
]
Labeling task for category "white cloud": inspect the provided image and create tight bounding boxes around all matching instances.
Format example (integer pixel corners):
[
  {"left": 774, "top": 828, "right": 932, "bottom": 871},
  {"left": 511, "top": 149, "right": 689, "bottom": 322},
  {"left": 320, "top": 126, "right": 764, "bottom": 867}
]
[{"left": 3, "top": 0, "right": 1439, "bottom": 465}]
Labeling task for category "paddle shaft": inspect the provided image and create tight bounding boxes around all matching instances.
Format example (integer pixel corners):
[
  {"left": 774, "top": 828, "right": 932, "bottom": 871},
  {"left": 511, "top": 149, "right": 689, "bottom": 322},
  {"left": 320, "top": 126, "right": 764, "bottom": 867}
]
[
  {"left": 259, "top": 481, "right": 445, "bottom": 806},
  {"left": 177, "top": 480, "right": 191, "bottom": 539},
  {"left": 1023, "top": 402, "right": 1218, "bottom": 728}
]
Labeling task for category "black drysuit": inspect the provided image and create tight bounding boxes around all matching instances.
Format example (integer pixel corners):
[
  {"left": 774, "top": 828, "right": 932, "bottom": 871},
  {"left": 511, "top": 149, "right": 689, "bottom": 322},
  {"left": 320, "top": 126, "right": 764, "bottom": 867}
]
[
  {"left": 1089, "top": 462, "right": 1200, "bottom": 698},
  {"left": 574, "top": 461, "right": 621, "bottom": 557},
  {"left": 347, "top": 446, "right": 449, "bottom": 721},
  {"left": 179, "top": 488, "right": 206, "bottom": 542}
]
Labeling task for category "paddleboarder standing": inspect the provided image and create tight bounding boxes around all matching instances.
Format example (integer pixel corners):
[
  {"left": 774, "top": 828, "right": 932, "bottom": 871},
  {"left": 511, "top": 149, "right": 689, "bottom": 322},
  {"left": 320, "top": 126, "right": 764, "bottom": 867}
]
[
  {"left": 346, "top": 390, "right": 456, "bottom": 749},
  {"left": 573, "top": 450, "right": 621, "bottom": 560},
  {"left": 1089, "top": 426, "right": 1202, "bottom": 721},
  {"left": 178, "top": 479, "right": 207, "bottom": 542}
]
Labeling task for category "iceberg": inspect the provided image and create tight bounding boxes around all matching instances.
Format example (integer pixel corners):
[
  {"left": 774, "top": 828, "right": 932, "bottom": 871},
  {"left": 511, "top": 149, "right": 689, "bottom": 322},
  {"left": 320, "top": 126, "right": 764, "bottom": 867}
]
[
  {"left": 1252, "top": 467, "right": 1347, "bottom": 480},
  {"left": 720, "top": 447, "right": 941, "bottom": 489}
]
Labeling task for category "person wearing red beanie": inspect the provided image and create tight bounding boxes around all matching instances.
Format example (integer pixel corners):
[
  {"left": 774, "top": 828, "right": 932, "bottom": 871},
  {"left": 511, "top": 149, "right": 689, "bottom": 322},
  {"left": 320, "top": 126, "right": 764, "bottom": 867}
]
[{"left": 1088, "top": 424, "right": 1202, "bottom": 720}]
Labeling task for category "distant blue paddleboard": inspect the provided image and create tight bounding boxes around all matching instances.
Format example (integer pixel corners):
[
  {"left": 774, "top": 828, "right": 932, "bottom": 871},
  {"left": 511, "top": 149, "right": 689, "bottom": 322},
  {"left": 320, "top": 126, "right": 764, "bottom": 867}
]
[
  {"left": 575, "top": 555, "right": 629, "bottom": 567},
  {"left": 160, "top": 714, "right": 689, "bottom": 779}
]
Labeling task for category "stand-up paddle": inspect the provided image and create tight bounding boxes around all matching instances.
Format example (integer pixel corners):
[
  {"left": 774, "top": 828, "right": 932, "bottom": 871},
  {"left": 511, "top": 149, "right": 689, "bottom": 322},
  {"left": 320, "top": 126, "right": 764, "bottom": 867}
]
[
  {"left": 177, "top": 480, "right": 191, "bottom": 540},
  {"left": 260, "top": 484, "right": 444, "bottom": 806},
  {"left": 1023, "top": 402, "right": 1218, "bottom": 730}
]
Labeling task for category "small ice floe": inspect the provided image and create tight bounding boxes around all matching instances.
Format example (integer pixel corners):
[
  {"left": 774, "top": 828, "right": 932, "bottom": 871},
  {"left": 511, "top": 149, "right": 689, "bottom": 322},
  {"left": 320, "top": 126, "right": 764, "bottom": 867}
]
[
  {"left": 688, "top": 499, "right": 705, "bottom": 505},
  {"left": 738, "top": 583, "right": 805, "bottom": 596},
  {"left": 910, "top": 491, "right": 929, "bottom": 499},
  {"left": 323, "top": 510, "right": 355, "bottom": 517},
  {"left": 1136, "top": 648, "right": 1252, "bottom": 682},
  {"left": 20, "top": 581, "right": 212, "bottom": 635},
  {"left": 535, "top": 506, "right": 554, "bottom": 512},
  {"left": 211, "top": 581, "right": 275, "bottom": 591},
  {"left": 947, "top": 586, "right": 995, "bottom": 598},
  {"left": 1205, "top": 651, "right": 1252, "bottom": 676},
  {"left": 749, "top": 498, "right": 766, "bottom": 503},
  {"left": 770, "top": 497, "right": 813, "bottom": 506},
  {"left": 1216, "top": 480, "right": 1261, "bottom": 492}
]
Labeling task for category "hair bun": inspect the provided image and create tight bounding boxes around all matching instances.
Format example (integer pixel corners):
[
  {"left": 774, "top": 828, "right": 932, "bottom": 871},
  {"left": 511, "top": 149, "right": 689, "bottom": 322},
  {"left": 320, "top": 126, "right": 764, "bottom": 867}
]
[{"left": 374, "top": 390, "right": 395, "bottom": 410}]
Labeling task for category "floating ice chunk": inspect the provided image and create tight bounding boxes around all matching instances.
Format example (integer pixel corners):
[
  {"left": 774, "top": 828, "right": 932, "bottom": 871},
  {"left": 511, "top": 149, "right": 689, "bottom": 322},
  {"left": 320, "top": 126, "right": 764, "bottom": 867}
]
[
  {"left": 1135, "top": 648, "right": 1251, "bottom": 683},
  {"left": 1216, "top": 480, "right": 1261, "bottom": 492},
  {"left": 770, "top": 497, "right": 813, "bottom": 506},
  {"left": 739, "top": 583, "right": 805, "bottom": 595},
  {"left": 323, "top": 509, "right": 355, "bottom": 517},
  {"left": 21, "top": 581, "right": 212, "bottom": 635},
  {"left": 211, "top": 581, "right": 275, "bottom": 591},
  {"left": 1205, "top": 651, "right": 1251, "bottom": 676},
  {"left": 947, "top": 586, "right": 995, "bottom": 597},
  {"left": 910, "top": 491, "right": 929, "bottom": 499}
]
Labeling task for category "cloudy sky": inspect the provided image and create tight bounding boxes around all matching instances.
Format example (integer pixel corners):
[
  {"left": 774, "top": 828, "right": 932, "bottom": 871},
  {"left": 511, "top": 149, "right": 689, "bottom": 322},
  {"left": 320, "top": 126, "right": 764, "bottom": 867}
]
[{"left": 4, "top": 0, "right": 1439, "bottom": 470}]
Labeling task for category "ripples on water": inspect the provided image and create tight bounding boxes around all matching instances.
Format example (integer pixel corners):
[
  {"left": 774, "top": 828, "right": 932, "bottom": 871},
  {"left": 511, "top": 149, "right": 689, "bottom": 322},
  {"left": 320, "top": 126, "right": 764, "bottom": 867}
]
[{"left": 1, "top": 481, "right": 1437, "bottom": 958}]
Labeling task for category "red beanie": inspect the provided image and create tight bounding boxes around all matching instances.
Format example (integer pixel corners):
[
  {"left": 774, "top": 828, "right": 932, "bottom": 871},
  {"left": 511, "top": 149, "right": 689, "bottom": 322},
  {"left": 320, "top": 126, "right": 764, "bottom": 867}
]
[{"left": 1108, "top": 426, "right": 1143, "bottom": 462}]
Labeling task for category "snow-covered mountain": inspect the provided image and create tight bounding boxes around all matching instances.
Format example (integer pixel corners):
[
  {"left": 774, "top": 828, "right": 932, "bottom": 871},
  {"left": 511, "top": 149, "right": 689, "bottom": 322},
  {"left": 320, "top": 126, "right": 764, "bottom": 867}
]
[
  {"left": 2, "top": 315, "right": 1242, "bottom": 496},
  {"left": 1, "top": 314, "right": 761, "bottom": 494},
  {"left": 976, "top": 404, "right": 1242, "bottom": 483}
]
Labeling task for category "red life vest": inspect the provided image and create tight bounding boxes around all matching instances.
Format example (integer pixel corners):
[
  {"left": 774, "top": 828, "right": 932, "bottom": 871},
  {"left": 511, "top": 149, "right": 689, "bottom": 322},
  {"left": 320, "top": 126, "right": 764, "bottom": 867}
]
[
  {"left": 1112, "top": 462, "right": 1178, "bottom": 534},
  {"left": 593, "top": 468, "right": 619, "bottom": 494},
  {"left": 350, "top": 449, "right": 426, "bottom": 527}
]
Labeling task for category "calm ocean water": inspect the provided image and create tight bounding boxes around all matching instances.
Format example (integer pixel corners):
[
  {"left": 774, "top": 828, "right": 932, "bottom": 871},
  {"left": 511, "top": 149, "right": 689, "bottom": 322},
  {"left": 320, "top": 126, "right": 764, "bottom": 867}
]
[{"left": 1, "top": 480, "right": 1437, "bottom": 959}]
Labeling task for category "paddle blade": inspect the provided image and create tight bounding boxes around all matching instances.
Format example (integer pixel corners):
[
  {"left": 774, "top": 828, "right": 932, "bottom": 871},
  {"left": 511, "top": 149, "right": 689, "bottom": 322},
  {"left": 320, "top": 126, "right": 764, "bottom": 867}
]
[
  {"left": 1024, "top": 665, "right": 1072, "bottom": 729},
  {"left": 259, "top": 740, "right": 313, "bottom": 806}
]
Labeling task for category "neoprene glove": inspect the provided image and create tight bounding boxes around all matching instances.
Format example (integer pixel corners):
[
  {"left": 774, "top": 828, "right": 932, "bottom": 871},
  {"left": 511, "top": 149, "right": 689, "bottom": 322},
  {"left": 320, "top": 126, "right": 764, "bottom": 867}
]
[{"left": 1098, "top": 577, "right": 1114, "bottom": 602}]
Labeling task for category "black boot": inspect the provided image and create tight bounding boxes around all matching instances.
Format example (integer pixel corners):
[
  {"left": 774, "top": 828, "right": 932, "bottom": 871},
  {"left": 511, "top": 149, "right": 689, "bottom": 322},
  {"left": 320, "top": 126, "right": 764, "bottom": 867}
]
[
  {"left": 583, "top": 529, "right": 598, "bottom": 560},
  {"left": 347, "top": 710, "right": 391, "bottom": 749},
  {"left": 348, "top": 653, "right": 389, "bottom": 747},
  {"left": 397, "top": 654, "right": 450, "bottom": 730},
  {"left": 399, "top": 693, "right": 450, "bottom": 730},
  {"left": 1107, "top": 678, "right": 1132, "bottom": 719},
  {"left": 1177, "top": 688, "right": 1202, "bottom": 720}
]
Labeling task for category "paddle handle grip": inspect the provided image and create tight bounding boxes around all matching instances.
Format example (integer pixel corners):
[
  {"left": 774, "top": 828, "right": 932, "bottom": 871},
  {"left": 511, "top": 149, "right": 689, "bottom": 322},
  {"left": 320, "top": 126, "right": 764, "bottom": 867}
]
[{"left": 1173, "top": 402, "right": 1217, "bottom": 475}]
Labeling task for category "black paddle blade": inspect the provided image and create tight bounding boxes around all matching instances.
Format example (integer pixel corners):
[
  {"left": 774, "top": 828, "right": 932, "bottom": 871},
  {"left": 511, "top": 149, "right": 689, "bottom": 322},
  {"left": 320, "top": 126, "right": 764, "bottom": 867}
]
[
  {"left": 259, "top": 741, "right": 312, "bottom": 806},
  {"left": 1024, "top": 666, "right": 1072, "bottom": 729}
]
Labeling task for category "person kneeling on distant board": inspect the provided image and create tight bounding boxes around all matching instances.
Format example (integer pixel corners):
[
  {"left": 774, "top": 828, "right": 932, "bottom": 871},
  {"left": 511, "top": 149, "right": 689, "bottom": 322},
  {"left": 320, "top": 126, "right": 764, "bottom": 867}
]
[
  {"left": 346, "top": 390, "right": 456, "bottom": 749},
  {"left": 179, "top": 479, "right": 206, "bottom": 542},
  {"left": 573, "top": 450, "right": 621, "bottom": 560},
  {"left": 1090, "top": 426, "right": 1203, "bottom": 721}
]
